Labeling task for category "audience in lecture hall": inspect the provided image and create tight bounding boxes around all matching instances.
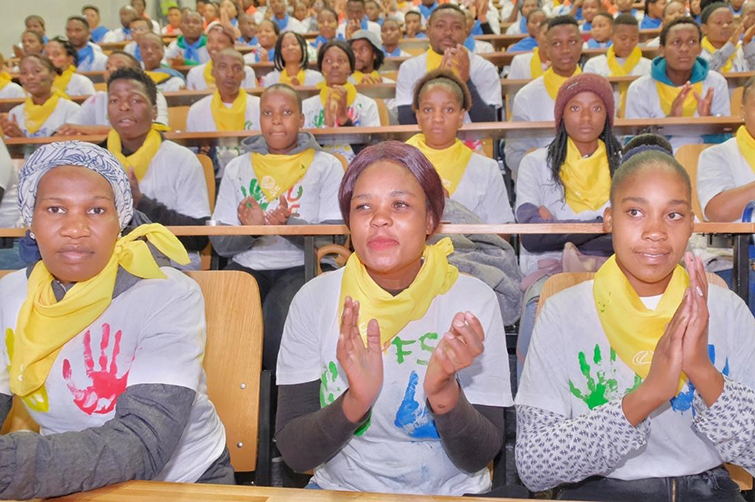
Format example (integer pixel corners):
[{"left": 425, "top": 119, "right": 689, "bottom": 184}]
[{"left": 1, "top": 1, "right": 755, "bottom": 499}]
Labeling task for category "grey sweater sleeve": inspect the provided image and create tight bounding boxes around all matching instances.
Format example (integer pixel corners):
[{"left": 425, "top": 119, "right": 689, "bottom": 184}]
[
  {"left": 431, "top": 389, "right": 504, "bottom": 473},
  {"left": 706, "top": 41, "right": 738, "bottom": 73},
  {"left": 0, "top": 383, "right": 196, "bottom": 500},
  {"left": 0, "top": 393, "right": 11, "bottom": 425},
  {"left": 743, "top": 42, "right": 755, "bottom": 72},
  {"left": 275, "top": 380, "right": 370, "bottom": 473},
  {"left": 515, "top": 400, "right": 650, "bottom": 492}
]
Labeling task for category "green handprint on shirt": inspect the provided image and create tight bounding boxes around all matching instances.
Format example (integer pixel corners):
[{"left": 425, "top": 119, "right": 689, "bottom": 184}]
[
  {"left": 569, "top": 344, "right": 642, "bottom": 410},
  {"left": 240, "top": 179, "right": 269, "bottom": 210},
  {"left": 320, "top": 360, "right": 370, "bottom": 435}
]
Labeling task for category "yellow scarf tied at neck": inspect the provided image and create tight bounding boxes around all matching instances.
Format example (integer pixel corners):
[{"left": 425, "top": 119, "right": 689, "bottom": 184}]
[
  {"left": 425, "top": 48, "right": 462, "bottom": 77},
  {"left": 607, "top": 46, "right": 641, "bottom": 117},
  {"left": 352, "top": 70, "right": 380, "bottom": 84},
  {"left": 24, "top": 92, "right": 65, "bottom": 135},
  {"left": 593, "top": 255, "right": 690, "bottom": 394},
  {"left": 107, "top": 126, "right": 163, "bottom": 182},
  {"left": 560, "top": 138, "right": 610, "bottom": 213},
  {"left": 543, "top": 66, "right": 582, "bottom": 101},
  {"left": 529, "top": 47, "right": 545, "bottom": 79},
  {"left": 251, "top": 148, "right": 316, "bottom": 201},
  {"left": 406, "top": 133, "right": 473, "bottom": 196},
  {"left": 279, "top": 68, "right": 306, "bottom": 86},
  {"left": 0, "top": 71, "right": 12, "bottom": 91},
  {"left": 211, "top": 88, "right": 248, "bottom": 131},
  {"left": 146, "top": 71, "right": 171, "bottom": 85},
  {"left": 338, "top": 237, "right": 459, "bottom": 350},
  {"left": 203, "top": 60, "right": 216, "bottom": 88},
  {"left": 317, "top": 81, "right": 357, "bottom": 108},
  {"left": 53, "top": 65, "right": 77, "bottom": 96},
  {"left": 735, "top": 125, "right": 755, "bottom": 174},
  {"left": 656, "top": 80, "right": 703, "bottom": 117},
  {"left": 9, "top": 224, "right": 190, "bottom": 397},
  {"left": 701, "top": 36, "right": 736, "bottom": 73}
]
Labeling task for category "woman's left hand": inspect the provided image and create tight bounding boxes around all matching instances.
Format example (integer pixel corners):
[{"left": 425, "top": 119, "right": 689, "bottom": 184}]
[
  {"left": 423, "top": 311, "right": 485, "bottom": 413},
  {"left": 680, "top": 252, "right": 712, "bottom": 378},
  {"left": 265, "top": 196, "right": 292, "bottom": 225}
]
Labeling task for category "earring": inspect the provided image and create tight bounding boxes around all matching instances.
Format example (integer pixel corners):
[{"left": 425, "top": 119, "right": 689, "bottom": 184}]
[{"left": 29, "top": 231, "right": 36, "bottom": 240}]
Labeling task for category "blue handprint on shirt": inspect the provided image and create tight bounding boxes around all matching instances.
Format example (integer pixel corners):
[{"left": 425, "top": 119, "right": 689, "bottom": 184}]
[
  {"left": 670, "top": 344, "right": 729, "bottom": 415},
  {"left": 394, "top": 371, "right": 439, "bottom": 439}
]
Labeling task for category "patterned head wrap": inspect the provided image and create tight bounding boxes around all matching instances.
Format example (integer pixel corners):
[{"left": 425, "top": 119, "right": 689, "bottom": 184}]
[{"left": 17, "top": 141, "right": 133, "bottom": 230}]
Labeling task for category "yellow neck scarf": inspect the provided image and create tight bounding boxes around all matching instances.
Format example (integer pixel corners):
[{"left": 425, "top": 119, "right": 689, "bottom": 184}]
[
  {"left": 406, "top": 133, "right": 473, "bottom": 195},
  {"left": 53, "top": 65, "right": 77, "bottom": 95},
  {"left": 702, "top": 36, "right": 736, "bottom": 73},
  {"left": 543, "top": 66, "right": 582, "bottom": 101},
  {"left": 146, "top": 71, "right": 171, "bottom": 85},
  {"left": 426, "top": 48, "right": 445, "bottom": 72},
  {"left": 317, "top": 81, "right": 357, "bottom": 108},
  {"left": 24, "top": 93, "right": 62, "bottom": 135},
  {"left": 735, "top": 125, "right": 755, "bottom": 174},
  {"left": 211, "top": 89, "right": 248, "bottom": 131},
  {"left": 655, "top": 80, "right": 702, "bottom": 117},
  {"left": 352, "top": 70, "right": 380, "bottom": 84},
  {"left": 203, "top": 60, "right": 216, "bottom": 88},
  {"left": 339, "top": 237, "right": 459, "bottom": 350},
  {"left": 560, "top": 138, "right": 610, "bottom": 213},
  {"left": 593, "top": 255, "right": 690, "bottom": 393},
  {"left": 529, "top": 47, "right": 545, "bottom": 79},
  {"left": 280, "top": 68, "right": 306, "bottom": 86},
  {"left": 606, "top": 46, "right": 642, "bottom": 118},
  {"left": 250, "top": 148, "right": 316, "bottom": 201},
  {"left": 0, "top": 71, "right": 12, "bottom": 91},
  {"left": 10, "top": 224, "right": 189, "bottom": 397},
  {"left": 106, "top": 126, "right": 163, "bottom": 182}
]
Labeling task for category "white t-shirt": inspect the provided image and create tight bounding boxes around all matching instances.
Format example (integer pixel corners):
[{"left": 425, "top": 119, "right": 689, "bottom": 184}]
[
  {"left": 516, "top": 280, "right": 755, "bottom": 480},
  {"left": 302, "top": 93, "right": 380, "bottom": 161},
  {"left": 449, "top": 151, "right": 514, "bottom": 224},
  {"left": 0, "top": 82, "right": 25, "bottom": 99},
  {"left": 515, "top": 147, "right": 610, "bottom": 275},
  {"left": 506, "top": 52, "right": 548, "bottom": 80},
  {"left": 186, "top": 63, "right": 258, "bottom": 91},
  {"left": 0, "top": 139, "right": 20, "bottom": 228},
  {"left": 277, "top": 268, "right": 513, "bottom": 495},
  {"left": 582, "top": 55, "right": 652, "bottom": 116},
  {"left": 65, "top": 74, "right": 96, "bottom": 96},
  {"left": 77, "top": 45, "right": 108, "bottom": 72},
  {"left": 504, "top": 75, "right": 557, "bottom": 174},
  {"left": 7, "top": 99, "right": 81, "bottom": 138},
  {"left": 336, "top": 19, "right": 382, "bottom": 37},
  {"left": 261, "top": 69, "right": 325, "bottom": 88},
  {"left": 185, "top": 93, "right": 261, "bottom": 132},
  {"left": 472, "top": 40, "right": 495, "bottom": 54},
  {"left": 625, "top": 71, "right": 731, "bottom": 151},
  {"left": 212, "top": 150, "right": 344, "bottom": 270},
  {"left": 164, "top": 41, "right": 211, "bottom": 65},
  {"left": 0, "top": 267, "right": 227, "bottom": 483},
  {"left": 273, "top": 15, "right": 307, "bottom": 33},
  {"left": 155, "top": 76, "right": 186, "bottom": 93},
  {"left": 396, "top": 51, "right": 503, "bottom": 111},
  {"left": 68, "top": 91, "right": 170, "bottom": 128},
  {"left": 102, "top": 27, "right": 131, "bottom": 43},
  {"left": 697, "top": 137, "right": 755, "bottom": 222}
]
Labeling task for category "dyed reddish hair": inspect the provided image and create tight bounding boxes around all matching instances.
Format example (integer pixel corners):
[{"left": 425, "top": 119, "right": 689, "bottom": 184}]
[{"left": 338, "top": 141, "right": 445, "bottom": 233}]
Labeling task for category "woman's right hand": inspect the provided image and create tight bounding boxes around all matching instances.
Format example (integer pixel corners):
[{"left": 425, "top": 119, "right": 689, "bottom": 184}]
[
  {"left": 1, "top": 114, "right": 23, "bottom": 138},
  {"left": 237, "top": 196, "right": 266, "bottom": 225},
  {"left": 622, "top": 289, "right": 690, "bottom": 426},
  {"left": 337, "top": 296, "right": 384, "bottom": 423}
]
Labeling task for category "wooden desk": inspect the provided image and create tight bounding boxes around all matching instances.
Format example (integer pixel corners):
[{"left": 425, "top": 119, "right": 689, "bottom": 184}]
[{"left": 45, "top": 480, "right": 519, "bottom": 501}]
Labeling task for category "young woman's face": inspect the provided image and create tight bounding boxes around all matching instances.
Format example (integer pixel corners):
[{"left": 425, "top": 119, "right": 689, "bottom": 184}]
[
  {"left": 19, "top": 57, "right": 54, "bottom": 97},
  {"left": 258, "top": 21, "right": 278, "bottom": 47},
  {"left": 21, "top": 33, "right": 43, "bottom": 55},
  {"left": 321, "top": 46, "right": 351, "bottom": 84},
  {"left": 661, "top": 24, "right": 701, "bottom": 72},
  {"left": 525, "top": 11, "right": 546, "bottom": 36},
  {"left": 415, "top": 84, "right": 465, "bottom": 149},
  {"left": 349, "top": 161, "right": 434, "bottom": 283},
  {"left": 703, "top": 8, "right": 734, "bottom": 44},
  {"left": 663, "top": 1, "right": 687, "bottom": 24},
  {"left": 582, "top": 0, "right": 600, "bottom": 22},
  {"left": 44, "top": 42, "right": 72, "bottom": 70},
  {"left": 605, "top": 165, "right": 694, "bottom": 297},
  {"left": 590, "top": 15, "right": 612, "bottom": 42},
  {"left": 319, "top": 11, "right": 338, "bottom": 38},
  {"left": 260, "top": 90, "right": 304, "bottom": 152},
  {"left": 281, "top": 33, "right": 303, "bottom": 64},
  {"left": 31, "top": 166, "right": 121, "bottom": 286},
  {"left": 562, "top": 91, "right": 607, "bottom": 144}
]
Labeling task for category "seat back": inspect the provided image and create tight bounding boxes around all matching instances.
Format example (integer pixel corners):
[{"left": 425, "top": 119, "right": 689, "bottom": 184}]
[
  {"left": 374, "top": 98, "right": 390, "bottom": 126},
  {"left": 731, "top": 86, "right": 744, "bottom": 117},
  {"left": 674, "top": 143, "right": 714, "bottom": 221},
  {"left": 168, "top": 105, "right": 190, "bottom": 132},
  {"left": 196, "top": 154, "right": 216, "bottom": 270}
]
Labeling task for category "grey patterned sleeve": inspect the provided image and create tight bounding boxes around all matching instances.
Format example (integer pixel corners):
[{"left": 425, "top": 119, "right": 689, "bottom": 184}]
[
  {"left": 743, "top": 42, "right": 755, "bottom": 72},
  {"left": 515, "top": 401, "right": 651, "bottom": 492},
  {"left": 692, "top": 376, "right": 755, "bottom": 474},
  {"left": 707, "top": 42, "right": 738, "bottom": 72}
]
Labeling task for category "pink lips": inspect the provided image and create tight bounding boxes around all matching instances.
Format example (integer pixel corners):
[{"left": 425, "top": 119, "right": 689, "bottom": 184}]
[{"left": 368, "top": 237, "right": 399, "bottom": 250}]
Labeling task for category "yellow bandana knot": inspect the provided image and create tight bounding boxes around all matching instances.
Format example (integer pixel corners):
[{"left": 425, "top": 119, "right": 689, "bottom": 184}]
[
  {"left": 107, "top": 125, "right": 164, "bottom": 182},
  {"left": 543, "top": 67, "right": 582, "bottom": 101},
  {"left": 211, "top": 89, "right": 248, "bottom": 131},
  {"left": 559, "top": 138, "right": 610, "bottom": 213},
  {"left": 250, "top": 148, "right": 316, "bottom": 201},
  {"left": 406, "top": 133, "right": 473, "bottom": 196}
]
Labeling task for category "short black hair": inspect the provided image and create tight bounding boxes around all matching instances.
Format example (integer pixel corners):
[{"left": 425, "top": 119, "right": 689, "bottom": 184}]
[
  {"left": 108, "top": 49, "right": 142, "bottom": 68},
  {"left": 526, "top": 8, "right": 545, "bottom": 21},
  {"left": 20, "top": 54, "right": 60, "bottom": 76},
  {"left": 274, "top": 32, "right": 309, "bottom": 71},
  {"left": 622, "top": 133, "right": 673, "bottom": 157},
  {"left": 547, "top": 14, "right": 579, "bottom": 32},
  {"left": 107, "top": 66, "right": 158, "bottom": 107},
  {"left": 660, "top": 16, "right": 702, "bottom": 46},
  {"left": 428, "top": 3, "right": 465, "bottom": 24},
  {"left": 593, "top": 12, "right": 614, "bottom": 24},
  {"left": 82, "top": 5, "right": 100, "bottom": 14},
  {"left": 644, "top": 0, "right": 664, "bottom": 15},
  {"left": 700, "top": 1, "right": 729, "bottom": 23},
  {"left": 262, "top": 83, "right": 303, "bottom": 112},
  {"left": 317, "top": 39, "right": 355, "bottom": 73},
  {"left": 663, "top": 0, "right": 685, "bottom": 16},
  {"left": 67, "top": 15, "right": 90, "bottom": 30},
  {"left": 610, "top": 150, "right": 691, "bottom": 205},
  {"left": 49, "top": 36, "right": 79, "bottom": 66},
  {"left": 25, "top": 15, "right": 45, "bottom": 28},
  {"left": 613, "top": 13, "right": 638, "bottom": 27},
  {"left": 405, "top": 10, "right": 421, "bottom": 20},
  {"left": 349, "top": 35, "right": 385, "bottom": 70},
  {"left": 22, "top": 30, "right": 45, "bottom": 45},
  {"left": 259, "top": 19, "right": 282, "bottom": 35}
]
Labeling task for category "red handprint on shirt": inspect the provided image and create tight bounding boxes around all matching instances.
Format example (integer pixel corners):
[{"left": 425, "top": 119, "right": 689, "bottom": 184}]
[{"left": 62, "top": 324, "right": 130, "bottom": 415}]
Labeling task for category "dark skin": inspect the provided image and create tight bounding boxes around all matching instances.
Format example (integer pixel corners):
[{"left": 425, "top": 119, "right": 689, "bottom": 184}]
[
  {"left": 1, "top": 57, "right": 54, "bottom": 138},
  {"left": 660, "top": 24, "right": 714, "bottom": 116}
]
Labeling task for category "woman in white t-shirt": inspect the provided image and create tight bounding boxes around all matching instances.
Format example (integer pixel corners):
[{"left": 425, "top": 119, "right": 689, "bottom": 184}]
[
  {"left": 1, "top": 55, "right": 80, "bottom": 139},
  {"left": 302, "top": 40, "right": 381, "bottom": 161},
  {"left": 43, "top": 37, "right": 96, "bottom": 97},
  {"left": 406, "top": 69, "right": 514, "bottom": 225},
  {"left": 516, "top": 147, "right": 755, "bottom": 502},
  {"left": 262, "top": 32, "right": 325, "bottom": 87},
  {"left": 275, "top": 140, "right": 513, "bottom": 496},
  {"left": 0, "top": 141, "right": 231, "bottom": 499}
]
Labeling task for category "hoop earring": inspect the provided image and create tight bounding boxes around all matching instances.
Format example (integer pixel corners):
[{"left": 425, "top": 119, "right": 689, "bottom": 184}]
[{"left": 29, "top": 231, "right": 36, "bottom": 240}]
